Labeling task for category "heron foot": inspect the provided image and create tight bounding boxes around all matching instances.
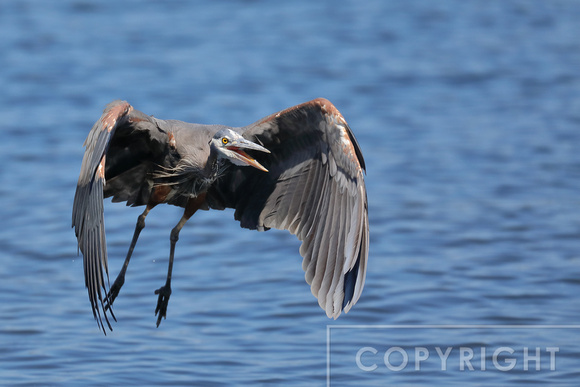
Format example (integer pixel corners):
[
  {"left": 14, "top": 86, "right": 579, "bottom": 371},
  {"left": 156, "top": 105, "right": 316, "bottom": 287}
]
[
  {"left": 154, "top": 283, "right": 172, "bottom": 327},
  {"left": 104, "top": 274, "right": 125, "bottom": 312}
]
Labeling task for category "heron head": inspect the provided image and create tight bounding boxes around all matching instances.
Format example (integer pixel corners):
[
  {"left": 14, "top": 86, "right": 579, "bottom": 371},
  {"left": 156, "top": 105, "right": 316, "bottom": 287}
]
[{"left": 210, "top": 128, "right": 270, "bottom": 172}]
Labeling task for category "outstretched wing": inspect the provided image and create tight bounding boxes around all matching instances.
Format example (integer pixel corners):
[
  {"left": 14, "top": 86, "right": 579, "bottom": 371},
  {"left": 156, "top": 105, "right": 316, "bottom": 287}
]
[
  {"left": 208, "top": 98, "right": 368, "bottom": 318},
  {"left": 72, "top": 101, "right": 167, "bottom": 331}
]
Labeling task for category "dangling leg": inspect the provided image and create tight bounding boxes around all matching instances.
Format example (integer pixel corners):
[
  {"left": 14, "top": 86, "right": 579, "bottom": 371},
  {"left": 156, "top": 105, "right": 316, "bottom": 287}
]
[
  {"left": 104, "top": 186, "right": 170, "bottom": 312},
  {"left": 104, "top": 205, "right": 154, "bottom": 312},
  {"left": 155, "top": 194, "right": 206, "bottom": 327}
]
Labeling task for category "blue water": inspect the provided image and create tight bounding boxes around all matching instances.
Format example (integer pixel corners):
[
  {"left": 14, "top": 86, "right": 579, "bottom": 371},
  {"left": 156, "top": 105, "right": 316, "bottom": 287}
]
[{"left": 1, "top": 0, "right": 580, "bottom": 385}]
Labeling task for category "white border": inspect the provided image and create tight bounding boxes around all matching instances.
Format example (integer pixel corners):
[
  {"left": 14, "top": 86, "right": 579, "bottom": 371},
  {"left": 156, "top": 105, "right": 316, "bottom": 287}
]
[{"left": 326, "top": 325, "right": 580, "bottom": 387}]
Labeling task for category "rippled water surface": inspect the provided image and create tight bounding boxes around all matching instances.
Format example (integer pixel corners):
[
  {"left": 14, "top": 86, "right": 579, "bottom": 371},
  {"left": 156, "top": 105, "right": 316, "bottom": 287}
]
[{"left": 1, "top": 0, "right": 580, "bottom": 385}]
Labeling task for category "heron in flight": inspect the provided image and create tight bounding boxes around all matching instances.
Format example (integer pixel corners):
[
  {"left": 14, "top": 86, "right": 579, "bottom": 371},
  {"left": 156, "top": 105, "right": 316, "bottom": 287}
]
[{"left": 72, "top": 98, "right": 368, "bottom": 333}]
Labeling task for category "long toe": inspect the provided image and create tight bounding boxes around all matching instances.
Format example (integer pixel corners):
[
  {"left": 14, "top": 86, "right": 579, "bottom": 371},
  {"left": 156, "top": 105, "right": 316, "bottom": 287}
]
[
  {"left": 154, "top": 285, "right": 172, "bottom": 327},
  {"left": 104, "top": 276, "right": 125, "bottom": 311}
]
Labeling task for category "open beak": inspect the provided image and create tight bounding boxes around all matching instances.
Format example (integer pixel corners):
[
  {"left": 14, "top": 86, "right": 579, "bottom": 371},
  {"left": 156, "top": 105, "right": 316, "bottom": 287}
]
[{"left": 227, "top": 139, "right": 271, "bottom": 172}]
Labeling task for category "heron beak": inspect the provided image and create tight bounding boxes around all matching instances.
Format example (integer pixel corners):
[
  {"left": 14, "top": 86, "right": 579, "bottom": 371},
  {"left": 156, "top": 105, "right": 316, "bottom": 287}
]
[{"left": 227, "top": 139, "right": 270, "bottom": 172}]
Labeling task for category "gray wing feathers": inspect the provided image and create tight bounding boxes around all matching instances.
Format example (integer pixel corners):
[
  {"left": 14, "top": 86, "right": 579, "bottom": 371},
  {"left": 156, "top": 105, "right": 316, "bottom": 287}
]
[
  {"left": 343, "top": 184, "right": 368, "bottom": 313},
  {"left": 245, "top": 98, "right": 369, "bottom": 319},
  {"left": 72, "top": 100, "right": 132, "bottom": 330}
]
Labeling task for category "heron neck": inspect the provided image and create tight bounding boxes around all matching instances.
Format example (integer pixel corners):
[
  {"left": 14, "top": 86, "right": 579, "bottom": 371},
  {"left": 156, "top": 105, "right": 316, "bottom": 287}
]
[{"left": 204, "top": 145, "right": 220, "bottom": 180}]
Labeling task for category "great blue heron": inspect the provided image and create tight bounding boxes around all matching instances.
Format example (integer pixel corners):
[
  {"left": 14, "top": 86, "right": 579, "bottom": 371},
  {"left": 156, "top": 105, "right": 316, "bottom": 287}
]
[{"left": 72, "top": 98, "right": 368, "bottom": 333}]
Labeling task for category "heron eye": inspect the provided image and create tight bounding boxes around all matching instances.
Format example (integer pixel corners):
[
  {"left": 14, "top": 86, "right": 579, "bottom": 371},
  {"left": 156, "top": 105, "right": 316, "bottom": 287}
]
[{"left": 222, "top": 137, "right": 229, "bottom": 145}]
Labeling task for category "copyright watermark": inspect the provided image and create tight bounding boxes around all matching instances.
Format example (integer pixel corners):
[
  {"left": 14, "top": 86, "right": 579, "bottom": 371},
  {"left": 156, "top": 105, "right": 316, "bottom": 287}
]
[
  {"left": 326, "top": 325, "right": 580, "bottom": 386},
  {"left": 355, "top": 345, "right": 559, "bottom": 372}
]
